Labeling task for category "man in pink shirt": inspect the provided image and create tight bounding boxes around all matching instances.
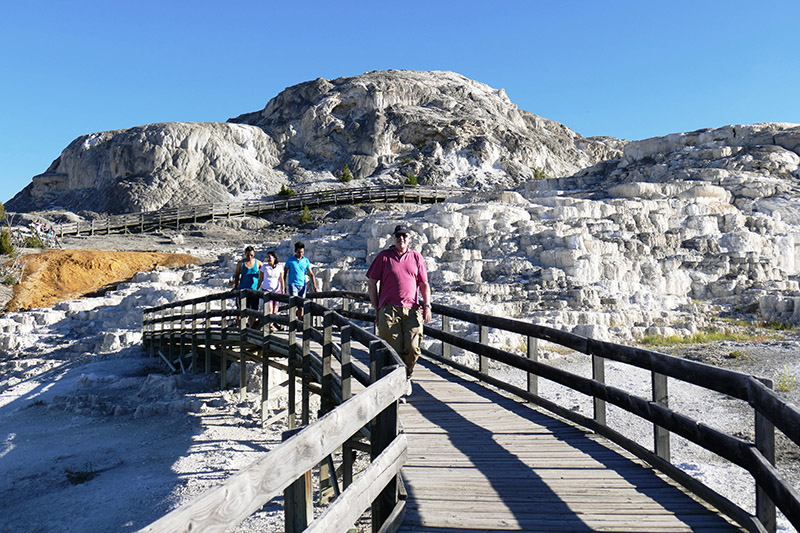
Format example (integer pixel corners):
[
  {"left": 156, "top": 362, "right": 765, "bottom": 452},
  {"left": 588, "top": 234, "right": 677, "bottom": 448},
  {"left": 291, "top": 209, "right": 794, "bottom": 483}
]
[{"left": 367, "top": 224, "right": 432, "bottom": 392}]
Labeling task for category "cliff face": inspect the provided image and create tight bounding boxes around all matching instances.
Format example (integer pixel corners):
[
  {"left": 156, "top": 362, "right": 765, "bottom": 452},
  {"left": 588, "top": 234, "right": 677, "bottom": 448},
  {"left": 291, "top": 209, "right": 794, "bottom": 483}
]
[
  {"left": 229, "top": 70, "right": 622, "bottom": 188},
  {"left": 8, "top": 122, "right": 283, "bottom": 213},
  {"left": 7, "top": 70, "right": 621, "bottom": 214}
]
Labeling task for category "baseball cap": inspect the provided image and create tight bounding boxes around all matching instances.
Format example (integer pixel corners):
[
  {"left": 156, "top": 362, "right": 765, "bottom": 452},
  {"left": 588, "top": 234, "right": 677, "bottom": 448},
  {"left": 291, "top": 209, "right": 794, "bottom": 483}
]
[{"left": 393, "top": 224, "right": 411, "bottom": 236}]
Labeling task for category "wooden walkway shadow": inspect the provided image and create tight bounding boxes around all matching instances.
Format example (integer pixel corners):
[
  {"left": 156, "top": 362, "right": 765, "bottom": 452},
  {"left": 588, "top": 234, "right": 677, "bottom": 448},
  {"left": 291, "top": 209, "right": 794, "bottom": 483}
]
[{"left": 398, "top": 359, "right": 741, "bottom": 532}]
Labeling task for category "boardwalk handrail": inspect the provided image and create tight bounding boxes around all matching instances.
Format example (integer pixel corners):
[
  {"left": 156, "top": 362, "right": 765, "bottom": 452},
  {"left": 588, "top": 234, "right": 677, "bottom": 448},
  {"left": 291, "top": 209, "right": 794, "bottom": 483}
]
[
  {"left": 140, "top": 288, "right": 800, "bottom": 532},
  {"left": 312, "top": 290, "right": 799, "bottom": 533},
  {"left": 140, "top": 289, "right": 408, "bottom": 532},
  {"left": 53, "top": 185, "right": 456, "bottom": 237},
  {"left": 141, "top": 366, "right": 407, "bottom": 533}
]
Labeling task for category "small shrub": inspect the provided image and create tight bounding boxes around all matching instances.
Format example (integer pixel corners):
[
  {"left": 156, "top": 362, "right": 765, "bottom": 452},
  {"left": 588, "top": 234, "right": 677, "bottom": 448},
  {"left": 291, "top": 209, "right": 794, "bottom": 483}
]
[
  {"left": 1, "top": 274, "right": 17, "bottom": 286},
  {"left": 279, "top": 184, "right": 296, "bottom": 196},
  {"left": 761, "top": 320, "right": 793, "bottom": 331},
  {"left": 23, "top": 234, "right": 45, "bottom": 249},
  {"left": 298, "top": 205, "right": 312, "bottom": 224},
  {"left": 775, "top": 365, "right": 797, "bottom": 392},
  {"left": 0, "top": 229, "right": 13, "bottom": 255},
  {"left": 339, "top": 164, "right": 353, "bottom": 183},
  {"left": 0, "top": 201, "right": 6, "bottom": 222},
  {"left": 533, "top": 168, "right": 549, "bottom": 180},
  {"left": 404, "top": 172, "right": 418, "bottom": 186}
]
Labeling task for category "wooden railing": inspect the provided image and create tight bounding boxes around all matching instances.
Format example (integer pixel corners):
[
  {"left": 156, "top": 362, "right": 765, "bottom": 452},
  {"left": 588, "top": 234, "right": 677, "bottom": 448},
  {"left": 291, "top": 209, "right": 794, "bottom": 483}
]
[
  {"left": 318, "top": 290, "right": 800, "bottom": 533},
  {"left": 55, "top": 185, "right": 455, "bottom": 237},
  {"left": 140, "top": 289, "right": 408, "bottom": 533},
  {"left": 141, "top": 289, "right": 800, "bottom": 533}
]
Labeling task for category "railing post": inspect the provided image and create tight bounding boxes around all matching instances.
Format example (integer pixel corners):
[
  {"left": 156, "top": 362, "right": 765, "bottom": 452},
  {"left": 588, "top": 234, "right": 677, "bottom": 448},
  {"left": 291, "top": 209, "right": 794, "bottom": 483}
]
[
  {"left": 317, "top": 310, "right": 337, "bottom": 505},
  {"left": 168, "top": 306, "right": 177, "bottom": 363},
  {"left": 287, "top": 297, "right": 299, "bottom": 430},
  {"left": 301, "top": 301, "right": 312, "bottom": 426},
  {"left": 592, "top": 354, "right": 606, "bottom": 425},
  {"left": 204, "top": 297, "right": 211, "bottom": 374},
  {"left": 478, "top": 325, "right": 488, "bottom": 376},
  {"left": 527, "top": 335, "right": 538, "bottom": 397},
  {"left": 239, "top": 292, "right": 247, "bottom": 401},
  {"left": 369, "top": 342, "right": 399, "bottom": 533},
  {"left": 340, "top": 324, "right": 355, "bottom": 489},
  {"left": 220, "top": 297, "right": 228, "bottom": 390},
  {"left": 158, "top": 308, "right": 165, "bottom": 357},
  {"left": 261, "top": 311, "right": 270, "bottom": 427},
  {"left": 179, "top": 304, "right": 186, "bottom": 366},
  {"left": 320, "top": 310, "right": 335, "bottom": 414},
  {"left": 283, "top": 427, "right": 312, "bottom": 533},
  {"left": 441, "top": 315, "right": 451, "bottom": 360},
  {"left": 341, "top": 325, "right": 352, "bottom": 400},
  {"left": 147, "top": 310, "right": 155, "bottom": 358},
  {"left": 191, "top": 301, "right": 198, "bottom": 373},
  {"left": 652, "top": 371, "right": 670, "bottom": 461},
  {"left": 756, "top": 378, "right": 777, "bottom": 533}
]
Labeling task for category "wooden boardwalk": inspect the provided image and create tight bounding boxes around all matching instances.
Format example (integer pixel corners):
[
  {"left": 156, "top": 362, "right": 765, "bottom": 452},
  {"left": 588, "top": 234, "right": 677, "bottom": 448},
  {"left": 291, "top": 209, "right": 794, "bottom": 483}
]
[{"left": 398, "top": 360, "right": 741, "bottom": 532}]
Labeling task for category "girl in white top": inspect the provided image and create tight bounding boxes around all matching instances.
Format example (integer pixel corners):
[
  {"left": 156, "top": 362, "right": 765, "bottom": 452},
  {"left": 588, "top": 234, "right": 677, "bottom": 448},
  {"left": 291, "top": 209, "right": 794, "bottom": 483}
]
[{"left": 258, "top": 251, "right": 285, "bottom": 324}]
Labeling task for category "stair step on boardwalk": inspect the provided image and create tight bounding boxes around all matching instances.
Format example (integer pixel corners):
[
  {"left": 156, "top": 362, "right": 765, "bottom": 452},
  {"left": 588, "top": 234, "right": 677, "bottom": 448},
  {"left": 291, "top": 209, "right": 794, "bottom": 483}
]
[{"left": 397, "top": 359, "right": 741, "bottom": 532}]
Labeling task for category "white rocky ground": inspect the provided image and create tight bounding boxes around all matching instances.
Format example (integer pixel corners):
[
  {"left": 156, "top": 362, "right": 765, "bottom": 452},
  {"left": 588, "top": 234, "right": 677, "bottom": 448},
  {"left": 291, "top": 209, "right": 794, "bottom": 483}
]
[{"left": 1, "top": 224, "right": 799, "bottom": 532}]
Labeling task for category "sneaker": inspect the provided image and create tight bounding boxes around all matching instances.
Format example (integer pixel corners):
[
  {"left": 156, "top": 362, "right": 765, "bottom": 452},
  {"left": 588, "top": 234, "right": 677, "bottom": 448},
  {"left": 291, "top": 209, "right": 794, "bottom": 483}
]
[{"left": 405, "top": 378, "right": 413, "bottom": 397}]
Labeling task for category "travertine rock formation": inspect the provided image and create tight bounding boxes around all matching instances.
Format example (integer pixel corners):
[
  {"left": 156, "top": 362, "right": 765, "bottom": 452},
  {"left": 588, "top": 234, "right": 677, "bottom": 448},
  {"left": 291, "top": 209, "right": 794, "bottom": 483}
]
[
  {"left": 275, "top": 123, "right": 800, "bottom": 337},
  {"left": 7, "top": 70, "right": 621, "bottom": 214},
  {"left": 8, "top": 122, "right": 283, "bottom": 213},
  {"left": 229, "top": 70, "right": 622, "bottom": 188}
]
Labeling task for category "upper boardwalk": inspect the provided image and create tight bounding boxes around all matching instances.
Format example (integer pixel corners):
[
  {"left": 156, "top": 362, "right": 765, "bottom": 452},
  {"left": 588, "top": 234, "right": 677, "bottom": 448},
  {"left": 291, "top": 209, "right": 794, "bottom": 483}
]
[
  {"left": 399, "top": 360, "right": 738, "bottom": 532},
  {"left": 140, "top": 289, "right": 800, "bottom": 533},
  {"left": 51, "top": 185, "right": 455, "bottom": 237}
]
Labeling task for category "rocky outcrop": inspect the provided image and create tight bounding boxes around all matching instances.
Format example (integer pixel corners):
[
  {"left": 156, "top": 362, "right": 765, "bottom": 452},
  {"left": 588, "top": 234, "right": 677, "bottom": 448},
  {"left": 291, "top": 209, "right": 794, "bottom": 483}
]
[
  {"left": 576, "top": 122, "right": 800, "bottom": 222},
  {"left": 229, "top": 70, "right": 622, "bottom": 188},
  {"left": 7, "top": 70, "right": 622, "bottom": 214},
  {"left": 270, "top": 123, "right": 800, "bottom": 339},
  {"left": 8, "top": 122, "right": 283, "bottom": 213}
]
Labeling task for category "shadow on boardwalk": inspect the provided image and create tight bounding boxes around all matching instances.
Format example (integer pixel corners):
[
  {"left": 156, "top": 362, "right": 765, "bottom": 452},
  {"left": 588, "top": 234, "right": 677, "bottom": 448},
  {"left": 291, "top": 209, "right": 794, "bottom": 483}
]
[{"left": 398, "top": 359, "right": 737, "bottom": 532}]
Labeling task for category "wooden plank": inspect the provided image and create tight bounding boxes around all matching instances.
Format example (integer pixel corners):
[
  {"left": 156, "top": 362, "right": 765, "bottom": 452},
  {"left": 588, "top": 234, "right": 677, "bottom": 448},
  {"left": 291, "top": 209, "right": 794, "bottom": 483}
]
[{"left": 397, "top": 360, "right": 740, "bottom": 533}]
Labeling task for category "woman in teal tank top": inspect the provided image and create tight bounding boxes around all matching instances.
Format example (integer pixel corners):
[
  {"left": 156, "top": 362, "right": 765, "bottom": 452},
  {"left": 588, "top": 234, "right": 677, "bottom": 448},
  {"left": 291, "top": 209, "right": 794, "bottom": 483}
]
[{"left": 229, "top": 246, "right": 263, "bottom": 326}]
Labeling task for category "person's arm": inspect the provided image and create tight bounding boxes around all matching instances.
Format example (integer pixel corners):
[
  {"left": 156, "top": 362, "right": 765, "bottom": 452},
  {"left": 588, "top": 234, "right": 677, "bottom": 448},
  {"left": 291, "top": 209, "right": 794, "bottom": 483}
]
[
  {"left": 229, "top": 261, "right": 242, "bottom": 287},
  {"left": 279, "top": 267, "right": 285, "bottom": 294},
  {"left": 307, "top": 266, "right": 318, "bottom": 292},
  {"left": 283, "top": 264, "right": 289, "bottom": 289},
  {"left": 257, "top": 263, "right": 264, "bottom": 291},
  {"left": 368, "top": 278, "right": 380, "bottom": 322},
  {"left": 420, "top": 280, "right": 432, "bottom": 324}
]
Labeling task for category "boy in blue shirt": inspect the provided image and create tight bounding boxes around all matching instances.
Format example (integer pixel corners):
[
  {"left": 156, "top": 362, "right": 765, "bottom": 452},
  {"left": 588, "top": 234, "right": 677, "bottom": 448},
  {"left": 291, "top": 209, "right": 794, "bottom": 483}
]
[{"left": 283, "top": 241, "right": 318, "bottom": 320}]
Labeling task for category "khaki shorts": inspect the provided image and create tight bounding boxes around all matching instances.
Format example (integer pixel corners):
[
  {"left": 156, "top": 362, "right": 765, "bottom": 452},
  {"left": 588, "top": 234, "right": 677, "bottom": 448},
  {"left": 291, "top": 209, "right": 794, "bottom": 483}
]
[{"left": 377, "top": 305, "right": 423, "bottom": 377}]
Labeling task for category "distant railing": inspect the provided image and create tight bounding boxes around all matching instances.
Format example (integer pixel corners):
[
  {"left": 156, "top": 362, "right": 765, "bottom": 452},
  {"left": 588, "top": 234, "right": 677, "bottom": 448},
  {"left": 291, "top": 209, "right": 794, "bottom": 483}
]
[{"left": 55, "top": 185, "right": 456, "bottom": 237}]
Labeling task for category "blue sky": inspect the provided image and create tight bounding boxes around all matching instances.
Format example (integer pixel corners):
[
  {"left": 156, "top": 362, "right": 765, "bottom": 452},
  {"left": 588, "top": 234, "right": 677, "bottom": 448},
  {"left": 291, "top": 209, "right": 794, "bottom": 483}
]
[{"left": 2, "top": 0, "right": 799, "bottom": 203}]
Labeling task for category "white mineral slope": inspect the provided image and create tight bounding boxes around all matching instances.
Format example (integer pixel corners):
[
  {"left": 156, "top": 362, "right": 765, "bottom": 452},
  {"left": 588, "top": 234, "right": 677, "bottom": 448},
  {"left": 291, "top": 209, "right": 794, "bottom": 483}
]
[{"left": 0, "top": 247, "right": 299, "bottom": 532}]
